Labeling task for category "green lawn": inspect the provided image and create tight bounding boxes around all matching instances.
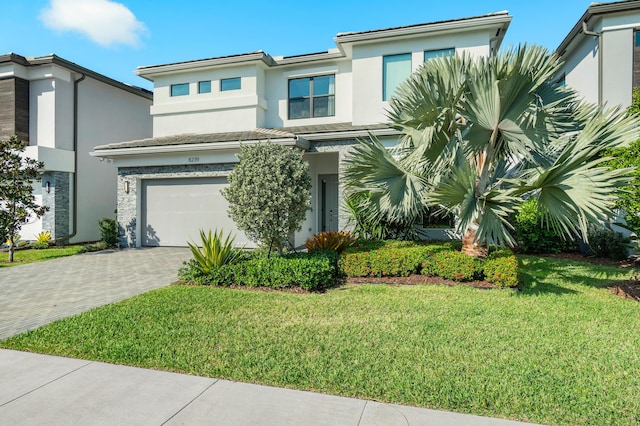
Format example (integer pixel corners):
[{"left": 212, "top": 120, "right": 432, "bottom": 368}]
[
  {"left": 1, "top": 256, "right": 639, "bottom": 425},
  {"left": 0, "top": 245, "right": 85, "bottom": 267}
]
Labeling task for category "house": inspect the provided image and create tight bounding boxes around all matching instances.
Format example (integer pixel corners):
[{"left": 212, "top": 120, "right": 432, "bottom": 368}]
[
  {"left": 0, "top": 53, "right": 152, "bottom": 243},
  {"left": 91, "top": 12, "right": 511, "bottom": 248},
  {"left": 556, "top": 0, "right": 640, "bottom": 109}
]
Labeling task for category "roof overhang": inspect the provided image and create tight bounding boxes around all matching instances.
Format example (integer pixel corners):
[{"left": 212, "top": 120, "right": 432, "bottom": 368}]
[
  {"left": 0, "top": 53, "right": 152, "bottom": 99},
  {"left": 91, "top": 137, "right": 309, "bottom": 159},
  {"left": 557, "top": 0, "right": 640, "bottom": 57},
  {"left": 135, "top": 52, "right": 276, "bottom": 80},
  {"left": 334, "top": 12, "right": 511, "bottom": 55}
]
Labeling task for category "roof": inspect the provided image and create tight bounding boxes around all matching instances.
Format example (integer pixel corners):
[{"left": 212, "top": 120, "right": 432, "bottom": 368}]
[
  {"left": 135, "top": 12, "right": 512, "bottom": 79},
  {"left": 93, "top": 122, "right": 394, "bottom": 152},
  {"left": 0, "top": 53, "right": 152, "bottom": 100},
  {"left": 556, "top": 0, "right": 640, "bottom": 56},
  {"left": 335, "top": 11, "right": 511, "bottom": 42}
]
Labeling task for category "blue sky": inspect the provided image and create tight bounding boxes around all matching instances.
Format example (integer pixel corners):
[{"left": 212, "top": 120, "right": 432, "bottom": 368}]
[{"left": 2, "top": 0, "right": 594, "bottom": 91}]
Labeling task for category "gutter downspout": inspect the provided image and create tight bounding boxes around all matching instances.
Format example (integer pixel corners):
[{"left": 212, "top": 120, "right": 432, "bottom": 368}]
[
  {"left": 582, "top": 21, "right": 603, "bottom": 105},
  {"left": 58, "top": 72, "right": 85, "bottom": 243}
]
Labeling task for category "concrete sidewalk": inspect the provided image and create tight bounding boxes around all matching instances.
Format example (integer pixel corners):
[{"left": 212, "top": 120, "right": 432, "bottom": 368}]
[{"left": 0, "top": 349, "right": 540, "bottom": 426}]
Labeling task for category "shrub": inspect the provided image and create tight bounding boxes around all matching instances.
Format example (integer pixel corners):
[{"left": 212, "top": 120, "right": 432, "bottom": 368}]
[
  {"left": 587, "top": 225, "right": 629, "bottom": 260},
  {"left": 98, "top": 218, "right": 119, "bottom": 247},
  {"left": 339, "top": 240, "right": 456, "bottom": 277},
  {"left": 30, "top": 231, "right": 51, "bottom": 250},
  {"left": 188, "top": 229, "right": 243, "bottom": 274},
  {"left": 179, "top": 251, "right": 338, "bottom": 291},
  {"left": 428, "top": 251, "right": 481, "bottom": 281},
  {"left": 222, "top": 143, "right": 311, "bottom": 254},
  {"left": 305, "top": 231, "right": 356, "bottom": 254},
  {"left": 483, "top": 249, "right": 520, "bottom": 288},
  {"left": 78, "top": 241, "right": 108, "bottom": 253},
  {"left": 513, "top": 198, "right": 575, "bottom": 254}
]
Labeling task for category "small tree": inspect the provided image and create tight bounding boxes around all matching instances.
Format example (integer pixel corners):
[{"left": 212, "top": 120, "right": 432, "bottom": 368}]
[
  {"left": 0, "top": 136, "right": 49, "bottom": 262},
  {"left": 222, "top": 142, "right": 311, "bottom": 255}
]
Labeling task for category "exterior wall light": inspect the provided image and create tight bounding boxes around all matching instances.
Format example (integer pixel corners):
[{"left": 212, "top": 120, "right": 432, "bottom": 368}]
[
  {"left": 46, "top": 181, "right": 51, "bottom": 194},
  {"left": 124, "top": 180, "right": 130, "bottom": 194}
]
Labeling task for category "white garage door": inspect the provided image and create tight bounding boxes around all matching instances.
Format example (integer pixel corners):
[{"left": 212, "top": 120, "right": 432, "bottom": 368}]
[{"left": 142, "top": 177, "right": 250, "bottom": 247}]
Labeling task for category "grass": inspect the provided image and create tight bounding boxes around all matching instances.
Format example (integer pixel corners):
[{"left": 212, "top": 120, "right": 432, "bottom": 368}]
[
  {"left": 0, "top": 245, "right": 85, "bottom": 267},
  {"left": 2, "top": 256, "right": 639, "bottom": 425}
]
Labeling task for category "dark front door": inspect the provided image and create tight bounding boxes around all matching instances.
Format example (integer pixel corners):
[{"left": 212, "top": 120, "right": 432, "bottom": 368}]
[{"left": 319, "top": 174, "right": 339, "bottom": 232}]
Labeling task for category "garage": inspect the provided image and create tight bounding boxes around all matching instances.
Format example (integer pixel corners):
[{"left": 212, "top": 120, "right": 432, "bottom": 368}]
[{"left": 141, "top": 177, "right": 250, "bottom": 247}]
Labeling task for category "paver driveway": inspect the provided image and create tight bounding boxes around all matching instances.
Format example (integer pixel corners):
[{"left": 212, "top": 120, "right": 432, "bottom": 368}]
[{"left": 0, "top": 248, "right": 191, "bottom": 340}]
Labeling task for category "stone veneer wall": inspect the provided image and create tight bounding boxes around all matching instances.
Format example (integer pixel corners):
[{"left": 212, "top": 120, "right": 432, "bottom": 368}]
[
  {"left": 116, "top": 140, "right": 358, "bottom": 247},
  {"left": 117, "top": 164, "right": 235, "bottom": 248},
  {"left": 41, "top": 171, "right": 70, "bottom": 240}
]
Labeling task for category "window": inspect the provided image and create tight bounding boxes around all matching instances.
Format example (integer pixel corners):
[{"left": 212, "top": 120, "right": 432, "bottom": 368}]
[
  {"left": 170, "top": 83, "right": 189, "bottom": 96},
  {"left": 221, "top": 77, "right": 241, "bottom": 91},
  {"left": 198, "top": 81, "right": 211, "bottom": 93},
  {"left": 383, "top": 53, "right": 411, "bottom": 101},
  {"left": 288, "top": 75, "right": 335, "bottom": 119},
  {"left": 424, "top": 48, "right": 455, "bottom": 62}
]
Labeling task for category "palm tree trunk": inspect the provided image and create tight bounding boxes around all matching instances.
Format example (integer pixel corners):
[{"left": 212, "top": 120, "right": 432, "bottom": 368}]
[{"left": 461, "top": 226, "right": 488, "bottom": 258}]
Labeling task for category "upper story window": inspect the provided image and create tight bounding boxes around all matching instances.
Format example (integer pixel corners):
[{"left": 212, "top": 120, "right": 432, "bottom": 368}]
[
  {"left": 424, "top": 48, "right": 455, "bottom": 62},
  {"left": 383, "top": 53, "right": 411, "bottom": 101},
  {"left": 170, "top": 83, "right": 189, "bottom": 97},
  {"left": 288, "top": 75, "right": 335, "bottom": 119},
  {"left": 198, "top": 81, "right": 211, "bottom": 94},
  {"left": 221, "top": 77, "right": 241, "bottom": 91}
]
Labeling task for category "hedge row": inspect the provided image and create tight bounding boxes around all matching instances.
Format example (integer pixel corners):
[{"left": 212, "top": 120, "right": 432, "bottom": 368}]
[
  {"left": 179, "top": 251, "right": 338, "bottom": 291},
  {"left": 339, "top": 241, "right": 519, "bottom": 288},
  {"left": 179, "top": 240, "right": 520, "bottom": 290}
]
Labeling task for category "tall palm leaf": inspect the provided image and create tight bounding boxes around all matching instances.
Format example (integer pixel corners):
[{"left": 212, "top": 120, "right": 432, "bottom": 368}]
[{"left": 343, "top": 45, "right": 640, "bottom": 256}]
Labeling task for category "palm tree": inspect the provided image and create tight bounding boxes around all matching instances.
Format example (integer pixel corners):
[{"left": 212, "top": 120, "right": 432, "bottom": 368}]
[{"left": 343, "top": 45, "right": 639, "bottom": 257}]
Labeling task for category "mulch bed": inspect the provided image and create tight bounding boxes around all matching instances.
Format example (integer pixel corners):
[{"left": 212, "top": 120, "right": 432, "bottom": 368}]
[
  {"left": 347, "top": 275, "right": 496, "bottom": 289},
  {"left": 609, "top": 278, "right": 640, "bottom": 301}
]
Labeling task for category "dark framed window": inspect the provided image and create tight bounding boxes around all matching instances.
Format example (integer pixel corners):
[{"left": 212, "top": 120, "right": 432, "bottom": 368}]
[
  {"left": 288, "top": 75, "right": 335, "bottom": 119},
  {"left": 221, "top": 77, "right": 241, "bottom": 91},
  {"left": 424, "top": 48, "right": 455, "bottom": 62},
  {"left": 383, "top": 53, "right": 411, "bottom": 101},
  {"left": 198, "top": 81, "right": 211, "bottom": 93},
  {"left": 170, "top": 83, "right": 189, "bottom": 96}
]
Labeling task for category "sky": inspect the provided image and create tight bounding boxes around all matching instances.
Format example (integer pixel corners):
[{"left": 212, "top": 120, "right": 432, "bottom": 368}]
[{"left": 1, "top": 0, "right": 597, "bottom": 91}]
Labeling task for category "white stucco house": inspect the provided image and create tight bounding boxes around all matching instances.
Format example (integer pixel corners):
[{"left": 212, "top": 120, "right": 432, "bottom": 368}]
[
  {"left": 556, "top": 0, "right": 640, "bottom": 108},
  {"left": 0, "top": 53, "right": 153, "bottom": 243},
  {"left": 91, "top": 12, "right": 512, "bottom": 248}
]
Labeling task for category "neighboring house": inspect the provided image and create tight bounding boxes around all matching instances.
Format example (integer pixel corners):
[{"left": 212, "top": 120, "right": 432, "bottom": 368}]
[
  {"left": 556, "top": 0, "right": 640, "bottom": 108},
  {"left": 0, "top": 53, "right": 152, "bottom": 243},
  {"left": 91, "top": 12, "right": 511, "bottom": 248}
]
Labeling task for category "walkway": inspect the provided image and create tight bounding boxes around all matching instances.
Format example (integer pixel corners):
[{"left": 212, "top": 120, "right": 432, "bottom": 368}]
[{"left": 0, "top": 349, "right": 539, "bottom": 426}]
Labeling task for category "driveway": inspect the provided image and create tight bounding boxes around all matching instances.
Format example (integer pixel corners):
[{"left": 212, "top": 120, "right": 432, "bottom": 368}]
[{"left": 0, "top": 247, "right": 191, "bottom": 340}]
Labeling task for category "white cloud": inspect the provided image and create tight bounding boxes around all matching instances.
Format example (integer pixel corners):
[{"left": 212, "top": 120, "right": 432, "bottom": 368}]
[{"left": 40, "top": 0, "right": 147, "bottom": 48}]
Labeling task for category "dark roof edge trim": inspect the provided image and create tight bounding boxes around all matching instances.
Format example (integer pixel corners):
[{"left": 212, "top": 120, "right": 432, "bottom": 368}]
[
  {"left": 0, "top": 53, "right": 152, "bottom": 100},
  {"left": 556, "top": 0, "right": 640, "bottom": 56}
]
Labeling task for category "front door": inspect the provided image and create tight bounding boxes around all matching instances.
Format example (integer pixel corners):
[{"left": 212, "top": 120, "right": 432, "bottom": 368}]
[{"left": 319, "top": 174, "right": 339, "bottom": 232}]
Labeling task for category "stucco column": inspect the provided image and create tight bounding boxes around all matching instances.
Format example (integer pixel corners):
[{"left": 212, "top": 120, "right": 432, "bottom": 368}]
[{"left": 337, "top": 146, "right": 354, "bottom": 232}]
